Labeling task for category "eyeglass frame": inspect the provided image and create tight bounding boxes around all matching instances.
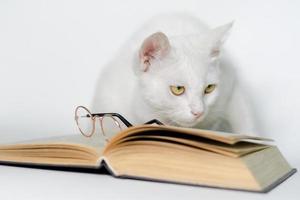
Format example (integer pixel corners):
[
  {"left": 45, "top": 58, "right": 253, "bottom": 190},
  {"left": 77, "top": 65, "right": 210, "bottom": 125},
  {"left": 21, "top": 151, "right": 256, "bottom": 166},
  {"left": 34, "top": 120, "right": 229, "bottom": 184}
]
[{"left": 74, "top": 106, "right": 164, "bottom": 141}]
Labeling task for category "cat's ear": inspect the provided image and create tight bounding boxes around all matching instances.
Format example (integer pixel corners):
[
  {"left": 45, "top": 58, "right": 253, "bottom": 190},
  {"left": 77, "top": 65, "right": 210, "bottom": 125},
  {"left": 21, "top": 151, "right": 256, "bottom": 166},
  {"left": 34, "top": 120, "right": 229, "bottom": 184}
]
[
  {"left": 210, "top": 22, "right": 233, "bottom": 59},
  {"left": 139, "top": 32, "right": 170, "bottom": 72}
]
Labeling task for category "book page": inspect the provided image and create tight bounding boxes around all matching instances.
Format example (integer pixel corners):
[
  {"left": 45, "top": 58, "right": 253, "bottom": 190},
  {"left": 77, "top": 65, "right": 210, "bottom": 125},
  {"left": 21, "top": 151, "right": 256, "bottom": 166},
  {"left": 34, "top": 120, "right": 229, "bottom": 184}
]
[
  {"left": 0, "top": 134, "right": 106, "bottom": 152},
  {"left": 114, "top": 135, "right": 270, "bottom": 157},
  {"left": 105, "top": 125, "right": 273, "bottom": 153},
  {"left": 0, "top": 134, "right": 107, "bottom": 167}
]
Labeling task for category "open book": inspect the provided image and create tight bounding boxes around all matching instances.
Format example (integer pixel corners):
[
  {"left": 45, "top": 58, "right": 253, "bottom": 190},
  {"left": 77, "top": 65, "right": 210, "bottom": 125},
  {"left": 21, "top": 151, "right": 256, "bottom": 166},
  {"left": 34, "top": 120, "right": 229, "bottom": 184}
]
[{"left": 0, "top": 125, "right": 296, "bottom": 192}]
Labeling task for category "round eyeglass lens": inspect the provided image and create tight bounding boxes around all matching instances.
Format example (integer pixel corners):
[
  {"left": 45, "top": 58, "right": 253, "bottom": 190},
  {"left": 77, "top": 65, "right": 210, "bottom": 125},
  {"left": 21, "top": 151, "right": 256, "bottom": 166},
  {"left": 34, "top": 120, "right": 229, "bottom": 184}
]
[
  {"left": 75, "top": 106, "right": 94, "bottom": 137},
  {"left": 100, "top": 115, "right": 122, "bottom": 140}
]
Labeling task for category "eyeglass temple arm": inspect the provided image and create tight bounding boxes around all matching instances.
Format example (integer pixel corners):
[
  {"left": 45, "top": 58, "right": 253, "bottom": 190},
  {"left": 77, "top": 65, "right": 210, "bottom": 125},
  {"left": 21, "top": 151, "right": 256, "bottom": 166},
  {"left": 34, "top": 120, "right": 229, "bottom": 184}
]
[
  {"left": 91, "top": 113, "right": 133, "bottom": 127},
  {"left": 91, "top": 113, "right": 163, "bottom": 126},
  {"left": 144, "top": 119, "right": 164, "bottom": 125}
]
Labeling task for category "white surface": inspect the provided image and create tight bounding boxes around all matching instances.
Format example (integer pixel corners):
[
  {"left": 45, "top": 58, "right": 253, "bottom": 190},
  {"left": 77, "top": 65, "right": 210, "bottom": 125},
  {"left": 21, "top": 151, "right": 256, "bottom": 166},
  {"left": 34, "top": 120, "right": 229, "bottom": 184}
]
[{"left": 0, "top": 0, "right": 300, "bottom": 199}]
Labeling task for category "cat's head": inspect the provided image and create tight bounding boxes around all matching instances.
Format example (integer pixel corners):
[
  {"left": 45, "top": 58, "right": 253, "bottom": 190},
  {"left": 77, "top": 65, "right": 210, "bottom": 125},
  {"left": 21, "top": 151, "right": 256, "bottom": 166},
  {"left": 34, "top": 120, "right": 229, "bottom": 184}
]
[{"left": 135, "top": 23, "right": 233, "bottom": 127}]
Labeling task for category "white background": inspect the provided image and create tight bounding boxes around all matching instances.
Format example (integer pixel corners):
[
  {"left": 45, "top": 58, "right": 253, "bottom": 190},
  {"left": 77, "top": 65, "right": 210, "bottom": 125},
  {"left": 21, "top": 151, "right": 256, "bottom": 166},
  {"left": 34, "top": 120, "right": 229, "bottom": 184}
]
[{"left": 0, "top": 0, "right": 299, "bottom": 199}]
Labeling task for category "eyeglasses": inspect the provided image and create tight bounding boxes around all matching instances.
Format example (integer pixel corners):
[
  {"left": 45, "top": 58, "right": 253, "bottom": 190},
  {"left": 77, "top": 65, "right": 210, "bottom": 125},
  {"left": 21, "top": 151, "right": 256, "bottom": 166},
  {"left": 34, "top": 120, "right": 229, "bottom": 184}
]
[{"left": 74, "top": 106, "right": 163, "bottom": 141}]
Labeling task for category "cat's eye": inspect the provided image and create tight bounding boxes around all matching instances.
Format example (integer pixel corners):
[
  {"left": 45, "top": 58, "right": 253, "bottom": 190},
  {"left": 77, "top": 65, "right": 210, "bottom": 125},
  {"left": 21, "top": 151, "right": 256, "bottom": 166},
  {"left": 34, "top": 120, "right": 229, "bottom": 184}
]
[
  {"left": 170, "top": 86, "right": 185, "bottom": 96},
  {"left": 204, "top": 84, "right": 216, "bottom": 94}
]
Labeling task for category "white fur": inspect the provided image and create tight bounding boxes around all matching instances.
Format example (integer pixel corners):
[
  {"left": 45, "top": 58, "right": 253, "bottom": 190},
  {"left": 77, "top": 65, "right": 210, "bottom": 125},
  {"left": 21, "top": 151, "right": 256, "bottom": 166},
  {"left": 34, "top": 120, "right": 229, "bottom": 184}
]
[{"left": 92, "top": 14, "right": 258, "bottom": 135}]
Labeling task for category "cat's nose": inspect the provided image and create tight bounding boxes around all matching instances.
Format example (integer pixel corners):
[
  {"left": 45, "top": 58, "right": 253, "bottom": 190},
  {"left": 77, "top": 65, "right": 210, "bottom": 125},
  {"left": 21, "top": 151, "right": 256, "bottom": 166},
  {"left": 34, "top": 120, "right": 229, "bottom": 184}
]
[{"left": 191, "top": 110, "right": 203, "bottom": 118}]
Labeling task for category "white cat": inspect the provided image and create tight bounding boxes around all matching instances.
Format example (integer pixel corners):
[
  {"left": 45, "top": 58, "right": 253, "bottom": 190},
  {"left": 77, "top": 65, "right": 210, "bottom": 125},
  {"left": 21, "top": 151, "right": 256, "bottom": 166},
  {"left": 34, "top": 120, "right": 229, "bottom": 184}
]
[{"left": 92, "top": 14, "right": 258, "bottom": 135}]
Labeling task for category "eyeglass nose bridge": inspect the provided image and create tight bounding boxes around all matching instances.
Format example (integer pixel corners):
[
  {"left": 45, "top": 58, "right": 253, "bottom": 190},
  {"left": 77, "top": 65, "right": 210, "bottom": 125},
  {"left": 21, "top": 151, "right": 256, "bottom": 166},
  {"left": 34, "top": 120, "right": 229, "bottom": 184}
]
[{"left": 96, "top": 114, "right": 122, "bottom": 142}]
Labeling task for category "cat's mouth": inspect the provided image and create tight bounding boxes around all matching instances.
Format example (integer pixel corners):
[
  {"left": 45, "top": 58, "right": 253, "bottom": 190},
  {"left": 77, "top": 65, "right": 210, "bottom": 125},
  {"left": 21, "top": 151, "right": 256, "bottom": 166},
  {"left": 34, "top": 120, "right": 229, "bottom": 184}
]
[
  {"left": 167, "top": 111, "right": 207, "bottom": 127},
  {"left": 172, "top": 117, "right": 204, "bottom": 128}
]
